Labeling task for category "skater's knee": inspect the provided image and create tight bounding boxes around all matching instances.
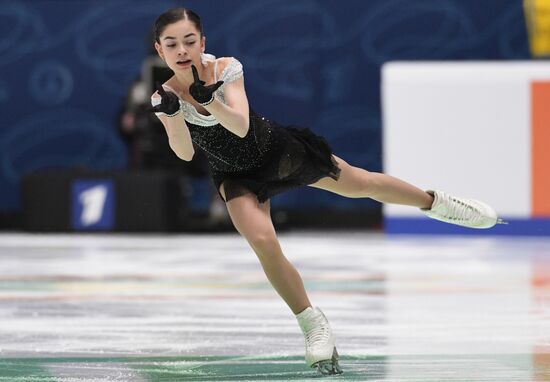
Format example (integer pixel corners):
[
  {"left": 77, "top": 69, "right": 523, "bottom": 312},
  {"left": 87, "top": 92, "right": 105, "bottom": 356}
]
[
  {"left": 342, "top": 168, "right": 380, "bottom": 198},
  {"left": 355, "top": 171, "right": 382, "bottom": 198},
  {"left": 247, "top": 231, "right": 279, "bottom": 253}
]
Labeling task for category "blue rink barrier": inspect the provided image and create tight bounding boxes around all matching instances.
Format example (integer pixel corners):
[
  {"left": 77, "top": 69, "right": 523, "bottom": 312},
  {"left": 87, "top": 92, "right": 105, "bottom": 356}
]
[{"left": 385, "top": 217, "right": 550, "bottom": 236}]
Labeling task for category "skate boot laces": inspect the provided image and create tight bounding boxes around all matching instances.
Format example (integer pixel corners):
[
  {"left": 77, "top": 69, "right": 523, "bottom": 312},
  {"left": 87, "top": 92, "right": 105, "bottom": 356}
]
[
  {"left": 425, "top": 190, "right": 506, "bottom": 228},
  {"left": 304, "top": 314, "right": 331, "bottom": 348},
  {"left": 439, "top": 193, "right": 484, "bottom": 225},
  {"left": 296, "top": 307, "right": 343, "bottom": 375}
]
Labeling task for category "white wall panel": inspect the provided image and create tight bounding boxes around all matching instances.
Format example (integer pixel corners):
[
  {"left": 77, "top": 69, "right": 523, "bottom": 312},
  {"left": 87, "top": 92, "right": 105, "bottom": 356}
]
[{"left": 382, "top": 62, "right": 550, "bottom": 218}]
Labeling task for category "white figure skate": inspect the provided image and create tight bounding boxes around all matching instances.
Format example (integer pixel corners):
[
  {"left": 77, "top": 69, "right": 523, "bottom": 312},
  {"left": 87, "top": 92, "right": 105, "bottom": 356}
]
[
  {"left": 296, "top": 307, "right": 343, "bottom": 375},
  {"left": 423, "top": 190, "right": 506, "bottom": 229}
]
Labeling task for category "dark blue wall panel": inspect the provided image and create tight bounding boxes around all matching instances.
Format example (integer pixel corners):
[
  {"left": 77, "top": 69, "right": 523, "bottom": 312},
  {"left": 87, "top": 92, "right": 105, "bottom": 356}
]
[{"left": 0, "top": 0, "right": 530, "bottom": 212}]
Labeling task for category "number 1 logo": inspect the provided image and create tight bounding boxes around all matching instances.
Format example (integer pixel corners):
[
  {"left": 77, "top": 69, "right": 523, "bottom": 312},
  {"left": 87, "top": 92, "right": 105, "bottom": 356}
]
[
  {"left": 71, "top": 180, "right": 115, "bottom": 230},
  {"left": 79, "top": 185, "right": 108, "bottom": 226}
]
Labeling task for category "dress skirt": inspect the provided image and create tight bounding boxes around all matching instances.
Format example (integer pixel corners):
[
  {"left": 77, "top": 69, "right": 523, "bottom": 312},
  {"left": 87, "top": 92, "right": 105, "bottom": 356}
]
[{"left": 211, "top": 122, "right": 341, "bottom": 203}]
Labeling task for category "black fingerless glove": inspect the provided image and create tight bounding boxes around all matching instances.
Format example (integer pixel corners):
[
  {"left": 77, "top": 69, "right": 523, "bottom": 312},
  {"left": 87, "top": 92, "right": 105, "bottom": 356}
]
[
  {"left": 189, "top": 64, "right": 224, "bottom": 106},
  {"left": 150, "top": 82, "right": 181, "bottom": 116}
]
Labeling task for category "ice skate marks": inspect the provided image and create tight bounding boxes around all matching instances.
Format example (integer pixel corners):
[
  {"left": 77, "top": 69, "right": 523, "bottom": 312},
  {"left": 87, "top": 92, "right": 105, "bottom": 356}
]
[{"left": 0, "top": 355, "right": 379, "bottom": 381}]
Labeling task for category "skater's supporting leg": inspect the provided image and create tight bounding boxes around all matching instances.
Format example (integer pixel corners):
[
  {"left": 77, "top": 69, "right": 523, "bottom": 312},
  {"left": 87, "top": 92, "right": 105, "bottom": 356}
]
[
  {"left": 221, "top": 185, "right": 343, "bottom": 373},
  {"left": 221, "top": 184, "right": 311, "bottom": 315},
  {"left": 308, "top": 155, "right": 434, "bottom": 208}
]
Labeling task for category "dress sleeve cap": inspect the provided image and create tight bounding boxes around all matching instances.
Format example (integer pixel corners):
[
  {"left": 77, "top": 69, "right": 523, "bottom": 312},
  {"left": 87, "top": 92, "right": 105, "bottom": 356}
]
[{"left": 221, "top": 57, "right": 244, "bottom": 83}]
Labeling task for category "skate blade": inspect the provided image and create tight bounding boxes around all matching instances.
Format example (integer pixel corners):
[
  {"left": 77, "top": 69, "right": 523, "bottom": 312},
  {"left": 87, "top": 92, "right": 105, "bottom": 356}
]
[{"left": 313, "top": 347, "right": 343, "bottom": 376}]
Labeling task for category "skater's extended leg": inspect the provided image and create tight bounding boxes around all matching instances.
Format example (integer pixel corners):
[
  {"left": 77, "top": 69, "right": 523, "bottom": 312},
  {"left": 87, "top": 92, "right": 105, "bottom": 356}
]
[
  {"left": 309, "top": 155, "right": 433, "bottom": 208},
  {"left": 309, "top": 155, "right": 502, "bottom": 228}
]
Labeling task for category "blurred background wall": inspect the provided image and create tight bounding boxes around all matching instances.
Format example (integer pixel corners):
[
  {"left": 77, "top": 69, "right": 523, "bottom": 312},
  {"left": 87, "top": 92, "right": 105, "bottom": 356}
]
[{"left": 0, "top": 0, "right": 535, "bottom": 232}]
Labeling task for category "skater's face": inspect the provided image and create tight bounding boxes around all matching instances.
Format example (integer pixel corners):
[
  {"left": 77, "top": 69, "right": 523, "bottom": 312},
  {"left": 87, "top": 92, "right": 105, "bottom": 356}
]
[{"left": 155, "top": 19, "right": 205, "bottom": 73}]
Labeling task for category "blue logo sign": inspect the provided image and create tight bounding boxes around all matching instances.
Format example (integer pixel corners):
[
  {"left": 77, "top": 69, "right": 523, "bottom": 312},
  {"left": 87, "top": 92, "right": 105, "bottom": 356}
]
[{"left": 71, "top": 180, "right": 115, "bottom": 230}]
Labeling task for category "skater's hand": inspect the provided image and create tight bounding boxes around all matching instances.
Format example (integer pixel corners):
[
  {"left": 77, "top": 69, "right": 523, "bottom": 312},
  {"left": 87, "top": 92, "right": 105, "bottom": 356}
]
[
  {"left": 150, "top": 82, "right": 180, "bottom": 116},
  {"left": 189, "top": 64, "right": 224, "bottom": 106}
]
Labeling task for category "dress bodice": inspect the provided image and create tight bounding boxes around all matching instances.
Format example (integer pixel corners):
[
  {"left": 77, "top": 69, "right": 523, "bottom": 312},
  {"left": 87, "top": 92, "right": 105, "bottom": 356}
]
[
  {"left": 153, "top": 56, "right": 244, "bottom": 127},
  {"left": 150, "top": 55, "right": 340, "bottom": 203},
  {"left": 151, "top": 56, "right": 276, "bottom": 173}
]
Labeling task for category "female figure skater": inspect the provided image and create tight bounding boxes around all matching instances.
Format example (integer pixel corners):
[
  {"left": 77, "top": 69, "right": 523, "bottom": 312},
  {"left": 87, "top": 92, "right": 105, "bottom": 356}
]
[{"left": 150, "top": 8, "right": 503, "bottom": 375}]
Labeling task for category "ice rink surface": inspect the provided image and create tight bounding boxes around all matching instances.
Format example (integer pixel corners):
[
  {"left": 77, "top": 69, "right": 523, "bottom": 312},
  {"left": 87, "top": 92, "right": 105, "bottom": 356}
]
[{"left": 0, "top": 232, "right": 548, "bottom": 381}]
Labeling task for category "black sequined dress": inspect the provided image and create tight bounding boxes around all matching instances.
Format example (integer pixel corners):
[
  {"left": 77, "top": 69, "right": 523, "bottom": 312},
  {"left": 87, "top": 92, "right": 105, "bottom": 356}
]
[{"left": 152, "top": 57, "right": 340, "bottom": 203}]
